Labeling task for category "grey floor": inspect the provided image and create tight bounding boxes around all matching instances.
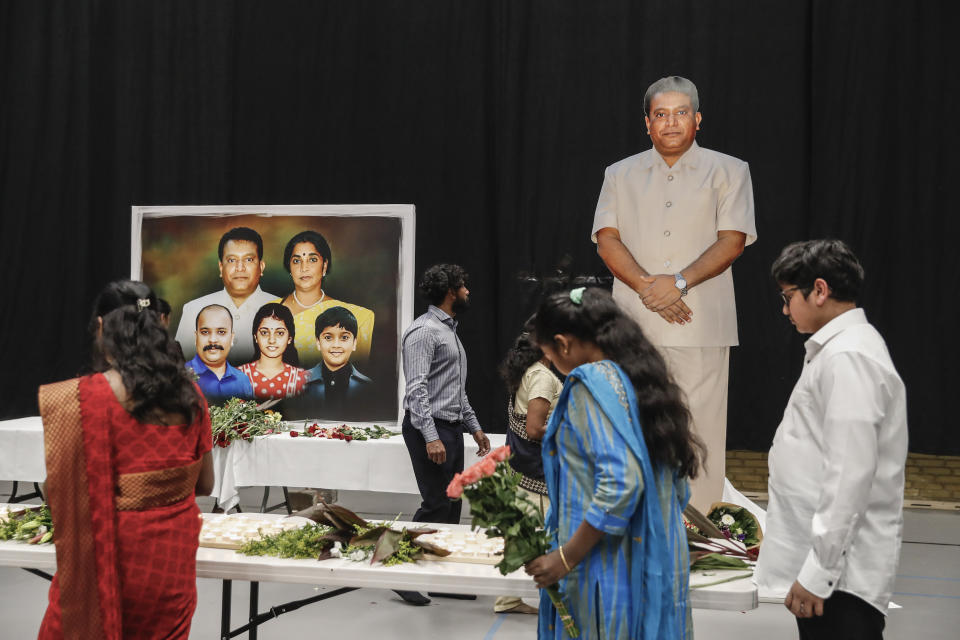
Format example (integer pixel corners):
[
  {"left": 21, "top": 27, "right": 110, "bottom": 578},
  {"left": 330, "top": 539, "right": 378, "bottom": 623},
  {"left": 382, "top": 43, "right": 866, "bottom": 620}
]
[{"left": 1, "top": 482, "right": 958, "bottom": 639}]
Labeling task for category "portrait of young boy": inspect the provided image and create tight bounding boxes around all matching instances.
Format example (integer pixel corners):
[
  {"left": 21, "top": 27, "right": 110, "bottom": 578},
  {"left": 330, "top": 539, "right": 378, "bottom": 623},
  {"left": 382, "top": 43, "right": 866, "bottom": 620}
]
[{"left": 300, "top": 306, "right": 374, "bottom": 418}]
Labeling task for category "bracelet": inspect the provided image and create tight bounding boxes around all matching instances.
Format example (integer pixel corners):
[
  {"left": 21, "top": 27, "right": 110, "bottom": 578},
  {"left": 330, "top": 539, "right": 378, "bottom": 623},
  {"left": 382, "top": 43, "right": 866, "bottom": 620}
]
[{"left": 558, "top": 545, "right": 573, "bottom": 572}]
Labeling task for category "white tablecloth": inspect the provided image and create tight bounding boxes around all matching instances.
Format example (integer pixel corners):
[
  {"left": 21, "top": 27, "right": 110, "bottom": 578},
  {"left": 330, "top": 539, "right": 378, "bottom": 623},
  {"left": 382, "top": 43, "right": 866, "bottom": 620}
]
[
  {"left": 0, "top": 416, "right": 506, "bottom": 510},
  {"left": 0, "top": 417, "right": 45, "bottom": 482},
  {"left": 0, "top": 509, "right": 758, "bottom": 609},
  {"left": 211, "top": 431, "right": 507, "bottom": 511}
]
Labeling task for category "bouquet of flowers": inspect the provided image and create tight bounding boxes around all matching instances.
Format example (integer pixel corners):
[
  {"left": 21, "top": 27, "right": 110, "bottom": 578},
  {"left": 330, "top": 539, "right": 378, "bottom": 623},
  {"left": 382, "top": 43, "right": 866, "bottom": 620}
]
[
  {"left": 447, "top": 446, "right": 579, "bottom": 638},
  {"left": 289, "top": 423, "right": 399, "bottom": 441},
  {"left": 245, "top": 501, "right": 452, "bottom": 567},
  {"left": 707, "top": 502, "right": 762, "bottom": 548},
  {"left": 683, "top": 503, "right": 760, "bottom": 570},
  {"left": 210, "top": 398, "right": 284, "bottom": 447}
]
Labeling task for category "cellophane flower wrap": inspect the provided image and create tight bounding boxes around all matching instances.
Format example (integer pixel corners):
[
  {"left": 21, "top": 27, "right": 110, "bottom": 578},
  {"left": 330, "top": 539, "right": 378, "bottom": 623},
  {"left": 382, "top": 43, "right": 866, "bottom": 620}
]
[{"left": 447, "top": 445, "right": 579, "bottom": 637}]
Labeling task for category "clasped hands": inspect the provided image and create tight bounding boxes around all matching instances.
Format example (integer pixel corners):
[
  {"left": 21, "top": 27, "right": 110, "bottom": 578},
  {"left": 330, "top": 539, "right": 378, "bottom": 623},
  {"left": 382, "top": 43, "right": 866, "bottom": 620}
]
[{"left": 638, "top": 274, "right": 692, "bottom": 325}]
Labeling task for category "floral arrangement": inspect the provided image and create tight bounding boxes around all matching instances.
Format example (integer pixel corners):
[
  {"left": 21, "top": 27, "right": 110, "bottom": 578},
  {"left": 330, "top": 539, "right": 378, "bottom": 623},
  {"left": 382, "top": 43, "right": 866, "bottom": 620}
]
[
  {"left": 683, "top": 504, "right": 760, "bottom": 571},
  {"left": 447, "top": 446, "right": 579, "bottom": 638},
  {"left": 289, "top": 423, "right": 399, "bottom": 441},
  {"left": 707, "top": 503, "right": 762, "bottom": 548},
  {"left": 239, "top": 501, "right": 450, "bottom": 568},
  {"left": 210, "top": 398, "right": 284, "bottom": 447},
  {"left": 0, "top": 503, "right": 54, "bottom": 544}
]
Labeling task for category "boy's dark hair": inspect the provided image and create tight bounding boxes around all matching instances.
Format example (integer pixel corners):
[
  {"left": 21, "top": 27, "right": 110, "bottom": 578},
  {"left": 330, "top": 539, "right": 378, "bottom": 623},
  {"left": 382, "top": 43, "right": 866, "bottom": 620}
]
[
  {"left": 771, "top": 239, "right": 864, "bottom": 303},
  {"left": 218, "top": 227, "right": 264, "bottom": 260},
  {"left": 283, "top": 230, "right": 332, "bottom": 275},
  {"left": 418, "top": 264, "right": 467, "bottom": 306},
  {"left": 315, "top": 306, "right": 358, "bottom": 338}
]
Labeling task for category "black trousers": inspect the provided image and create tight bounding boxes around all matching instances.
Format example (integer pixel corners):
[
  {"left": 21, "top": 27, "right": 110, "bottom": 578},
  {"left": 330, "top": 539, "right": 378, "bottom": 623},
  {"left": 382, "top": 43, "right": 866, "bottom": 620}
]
[
  {"left": 402, "top": 412, "right": 465, "bottom": 524},
  {"left": 797, "top": 590, "right": 886, "bottom": 640}
]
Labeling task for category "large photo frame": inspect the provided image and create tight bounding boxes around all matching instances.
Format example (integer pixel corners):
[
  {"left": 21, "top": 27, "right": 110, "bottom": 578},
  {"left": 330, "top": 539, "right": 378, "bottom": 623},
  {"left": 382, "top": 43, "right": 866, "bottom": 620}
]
[{"left": 131, "top": 204, "right": 415, "bottom": 425}]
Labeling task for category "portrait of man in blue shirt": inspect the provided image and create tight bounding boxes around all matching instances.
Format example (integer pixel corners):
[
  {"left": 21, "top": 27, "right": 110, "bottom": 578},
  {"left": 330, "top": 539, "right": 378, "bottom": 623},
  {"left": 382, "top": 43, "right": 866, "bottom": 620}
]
[{"left": 185, "top": 304, "right": 254, "bottom": 404}]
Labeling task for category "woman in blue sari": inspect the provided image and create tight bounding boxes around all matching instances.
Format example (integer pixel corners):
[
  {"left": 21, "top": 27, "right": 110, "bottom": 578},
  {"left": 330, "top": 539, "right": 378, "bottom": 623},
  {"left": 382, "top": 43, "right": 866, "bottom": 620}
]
[{"left": 525, "top": 287, "right": 705, "bottom": 640}]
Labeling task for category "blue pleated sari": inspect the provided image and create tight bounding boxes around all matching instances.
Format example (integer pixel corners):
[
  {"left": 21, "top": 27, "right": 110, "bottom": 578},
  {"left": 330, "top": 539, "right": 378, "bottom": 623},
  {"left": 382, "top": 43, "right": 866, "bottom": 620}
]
[{"left": 539, "top": 360, "right": 692, "bottom": 640}]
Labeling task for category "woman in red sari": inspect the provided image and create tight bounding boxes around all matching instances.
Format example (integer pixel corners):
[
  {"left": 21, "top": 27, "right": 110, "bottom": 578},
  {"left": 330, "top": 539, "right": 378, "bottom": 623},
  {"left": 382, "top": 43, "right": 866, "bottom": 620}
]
[{"left": 38, "top": 280, "right": 214, "bottom": 639}]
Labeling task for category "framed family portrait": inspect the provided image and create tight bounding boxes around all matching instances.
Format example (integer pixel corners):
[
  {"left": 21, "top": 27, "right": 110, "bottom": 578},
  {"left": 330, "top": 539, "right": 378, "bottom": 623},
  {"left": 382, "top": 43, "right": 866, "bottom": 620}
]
[{"left": 131, "top": 204, "right": 415, "bottom": 424}]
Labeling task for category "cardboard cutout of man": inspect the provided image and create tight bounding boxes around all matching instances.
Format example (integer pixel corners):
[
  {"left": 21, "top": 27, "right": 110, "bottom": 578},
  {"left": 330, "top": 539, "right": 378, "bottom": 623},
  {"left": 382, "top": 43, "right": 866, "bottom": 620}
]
[
  {"left": 592, "top": 75, "right": 757, "bottom": 511},
  {"left": 185, "top": 304, "right": 254, "bottom": 404},
  {"left": 175, "top": 227, "right": 278, "bottom": 363}
]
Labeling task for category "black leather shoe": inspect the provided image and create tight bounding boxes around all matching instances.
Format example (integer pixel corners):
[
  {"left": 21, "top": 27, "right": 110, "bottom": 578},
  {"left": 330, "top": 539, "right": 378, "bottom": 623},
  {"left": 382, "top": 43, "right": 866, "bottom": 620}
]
[
  {"left": 394, "top": 590, "right": 431, "bottom": 606},
  {"left": 427, "top": 592, "right": 477, "bottom": 600}
]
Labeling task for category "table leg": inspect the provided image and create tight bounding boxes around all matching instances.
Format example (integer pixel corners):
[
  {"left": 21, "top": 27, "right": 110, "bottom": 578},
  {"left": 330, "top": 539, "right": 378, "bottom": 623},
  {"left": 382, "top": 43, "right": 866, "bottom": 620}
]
[
  {"left": 249, "top": 581, "right": 259, "bottom": 640},
  {"left": 221, "top": 579, "right": 232, "bottom": 640}
]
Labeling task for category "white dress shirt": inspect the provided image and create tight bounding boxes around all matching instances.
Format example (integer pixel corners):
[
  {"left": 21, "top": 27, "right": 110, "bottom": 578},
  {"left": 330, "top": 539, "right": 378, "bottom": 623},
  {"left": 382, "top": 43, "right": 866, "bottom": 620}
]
[
  {"left": 755, "top": 308, "right": 908, "bottom": 614},
  {"left": 591, "top": 142, "right": 757, "bottom": 347},
  {"left": 174, "top": 286, "right": 279, "bottom": 363}
]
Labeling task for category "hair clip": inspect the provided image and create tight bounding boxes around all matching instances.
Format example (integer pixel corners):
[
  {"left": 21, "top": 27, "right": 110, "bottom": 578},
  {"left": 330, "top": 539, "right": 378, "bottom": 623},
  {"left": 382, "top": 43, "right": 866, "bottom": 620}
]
[
  {"left": 136, "top": 298, "right": 151, "bottom": 312},
  {"left": 569, "top": 287, "right": 585, "bottom": 305}
]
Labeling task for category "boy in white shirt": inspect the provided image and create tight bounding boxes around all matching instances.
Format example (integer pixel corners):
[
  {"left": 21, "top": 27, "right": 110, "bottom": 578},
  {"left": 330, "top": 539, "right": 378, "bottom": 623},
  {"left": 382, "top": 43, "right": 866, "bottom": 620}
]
[{"left": 756, "top": 239, "right": 907, "bottom": 639}]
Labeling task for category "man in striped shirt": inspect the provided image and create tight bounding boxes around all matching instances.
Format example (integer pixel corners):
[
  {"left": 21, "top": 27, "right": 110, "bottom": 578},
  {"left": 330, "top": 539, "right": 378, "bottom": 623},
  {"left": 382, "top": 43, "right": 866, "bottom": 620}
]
[
  {"left": 402, "top": 263, "right": 491, "bottom": 527},
  {"left": 396, "top": 264, "right": 491, "bottom": 606}
]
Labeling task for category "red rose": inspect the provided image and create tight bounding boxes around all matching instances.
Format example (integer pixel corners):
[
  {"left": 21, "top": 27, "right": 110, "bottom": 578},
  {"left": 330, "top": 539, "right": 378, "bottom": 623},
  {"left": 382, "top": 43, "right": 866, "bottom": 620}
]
[
  {"left": 344, "top": 435, "right": 353, "bottom": 442},
  {"left": 478, "top": 457, "right": 497, "bottom": 477},
  {"left": 290, "top": 430, "right": 299, "bottom": 437}
]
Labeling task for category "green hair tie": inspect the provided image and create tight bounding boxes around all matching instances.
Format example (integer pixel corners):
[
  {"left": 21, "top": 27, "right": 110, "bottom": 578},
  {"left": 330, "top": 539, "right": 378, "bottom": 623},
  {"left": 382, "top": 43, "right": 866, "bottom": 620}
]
[{"left": 569, "top": 287, "right": 585, "bottom": 305}]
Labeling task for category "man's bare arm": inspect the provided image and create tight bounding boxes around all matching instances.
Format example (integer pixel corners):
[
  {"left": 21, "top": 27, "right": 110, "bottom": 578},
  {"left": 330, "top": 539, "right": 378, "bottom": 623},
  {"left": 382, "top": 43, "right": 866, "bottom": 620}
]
[
  {"left": 639, "top": 230, "right": 747, "bottom": 311},
  {"left": 595, "top": 227, "right": 650, "bottom": 290},
  {"left": 596, "top": 227, "right": 692, "bottom": 324}
]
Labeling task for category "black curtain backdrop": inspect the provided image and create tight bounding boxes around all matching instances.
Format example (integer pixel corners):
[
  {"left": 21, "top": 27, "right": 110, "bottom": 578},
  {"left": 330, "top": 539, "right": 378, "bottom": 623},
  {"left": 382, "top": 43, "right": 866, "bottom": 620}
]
[{"left": 1, "top": 1, "right": 957, "bottom": 454}]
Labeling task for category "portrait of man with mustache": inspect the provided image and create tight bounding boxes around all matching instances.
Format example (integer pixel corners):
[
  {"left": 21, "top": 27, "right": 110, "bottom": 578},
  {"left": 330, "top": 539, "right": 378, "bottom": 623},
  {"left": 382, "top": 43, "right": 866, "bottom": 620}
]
[{"left": 185, "top": 304, "right": 254, "bottom": 404}]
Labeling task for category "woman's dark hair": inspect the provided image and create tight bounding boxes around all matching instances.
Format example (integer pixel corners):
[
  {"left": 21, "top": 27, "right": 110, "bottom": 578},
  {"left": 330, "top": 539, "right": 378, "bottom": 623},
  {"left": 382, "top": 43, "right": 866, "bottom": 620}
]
[
  {"left": 770, "top": 238, "right": 864, "bottom": 303},
  {"left": 315, "top": 305, "right": 358, "bottom": 338},
  {"left": 282, "top": 230, "right": 332, "bottom": 275},
  {"left": 418, "top": 264, "right": 467, "bottom": 306},
  {"left": 499, "top": 316, "right": 546, "bottom": 398},
  {"left": 251, "top": 303, "right": 300, "bottom": 367},
  {"left": 534, "top": 288, "right": 704, "bottom": 478},
  {"left": 89, "top": 280, "right": 204, "bottom": 424}
]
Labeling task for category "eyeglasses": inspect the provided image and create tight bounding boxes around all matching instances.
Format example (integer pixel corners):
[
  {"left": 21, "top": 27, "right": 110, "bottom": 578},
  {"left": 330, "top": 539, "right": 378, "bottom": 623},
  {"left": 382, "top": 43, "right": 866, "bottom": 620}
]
[{"left": 779, "top": 286, "right": 802, "bottom": 306}]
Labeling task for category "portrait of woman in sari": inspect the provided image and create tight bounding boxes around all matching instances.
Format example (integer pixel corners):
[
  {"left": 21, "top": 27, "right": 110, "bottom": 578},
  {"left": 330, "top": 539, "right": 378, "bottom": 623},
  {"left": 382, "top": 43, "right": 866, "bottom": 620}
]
[
  {"left": 525, "top": 287, "right": 705, "bottom": 640},
  {"left": 239, "top": 303, "right": 308, "bottom": 400},
  {"left": 37, "top": 280, "right": 214, "bottom": 639},
  {"left": 274, "top": 230, "right": 375, "bottom": 367}
]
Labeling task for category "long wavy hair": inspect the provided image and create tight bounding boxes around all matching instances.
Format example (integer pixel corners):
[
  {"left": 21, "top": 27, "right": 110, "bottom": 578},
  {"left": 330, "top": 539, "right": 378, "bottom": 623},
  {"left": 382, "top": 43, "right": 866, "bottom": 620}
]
[
  {"left": 251, "top": 303, "right": 300, "bottom": 367},
  {"left": 499, "top": 316, "right": 548, "bottom": 399},
  {"left": 89, "top": 280, "right": 204, "bottom": 424},
  {"left": 534, "top": 288, "right": 704, "bottom": 478}
]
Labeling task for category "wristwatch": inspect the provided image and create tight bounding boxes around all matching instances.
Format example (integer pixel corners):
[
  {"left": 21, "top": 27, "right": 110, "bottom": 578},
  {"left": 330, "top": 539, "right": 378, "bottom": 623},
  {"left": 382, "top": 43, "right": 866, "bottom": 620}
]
[{"left": 674, "top": 273, "right": 688, "bottom": 297}]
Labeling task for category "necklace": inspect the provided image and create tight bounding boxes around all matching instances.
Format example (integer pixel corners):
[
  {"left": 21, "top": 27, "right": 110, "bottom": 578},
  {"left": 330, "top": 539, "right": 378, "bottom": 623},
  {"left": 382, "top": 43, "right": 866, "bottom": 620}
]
[{"left": 292, "top": 289, "right": 325, "bottom": 309}]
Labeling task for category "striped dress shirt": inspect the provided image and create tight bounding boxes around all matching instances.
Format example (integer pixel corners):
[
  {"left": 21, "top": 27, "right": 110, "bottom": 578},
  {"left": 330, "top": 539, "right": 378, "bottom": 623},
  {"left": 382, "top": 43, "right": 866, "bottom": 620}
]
[{"left": 401, "top": 305, "right": 481, "bottom": 442}]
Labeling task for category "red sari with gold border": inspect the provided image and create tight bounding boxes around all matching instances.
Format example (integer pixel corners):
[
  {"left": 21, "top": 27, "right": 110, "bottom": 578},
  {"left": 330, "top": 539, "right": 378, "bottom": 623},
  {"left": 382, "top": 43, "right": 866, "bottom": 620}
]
[{"left": 38, "top": 374, "right": 211, "bottom": 639}]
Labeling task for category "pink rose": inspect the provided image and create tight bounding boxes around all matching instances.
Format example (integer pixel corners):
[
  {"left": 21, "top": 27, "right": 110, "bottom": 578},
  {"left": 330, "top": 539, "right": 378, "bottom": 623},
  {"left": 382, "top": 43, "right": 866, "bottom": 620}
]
[
  {"left": 446, "top": 474, "right": 464, "bottom": 498},
  {"left": 460, "top": 466, "right": 482, "bottom": 484},
  {"left": 478, "top": 457, "right": 497, "bottom": 477},
  {"left": 489, "top": 445, "right": 511, "bottom": 462}
]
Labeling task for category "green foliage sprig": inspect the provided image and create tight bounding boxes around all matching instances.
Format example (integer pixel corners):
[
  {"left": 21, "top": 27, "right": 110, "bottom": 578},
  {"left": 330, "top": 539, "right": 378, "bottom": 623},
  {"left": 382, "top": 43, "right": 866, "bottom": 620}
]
[{"left": 0, "top": 504, "right": 54, "bottom": 544}]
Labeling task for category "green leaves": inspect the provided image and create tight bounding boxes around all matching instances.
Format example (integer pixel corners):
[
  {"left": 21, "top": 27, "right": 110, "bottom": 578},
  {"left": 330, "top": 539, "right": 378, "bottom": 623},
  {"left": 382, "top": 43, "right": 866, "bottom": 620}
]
[{"left": 0, "top": 504, "right": 54, "bottom": 544}]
